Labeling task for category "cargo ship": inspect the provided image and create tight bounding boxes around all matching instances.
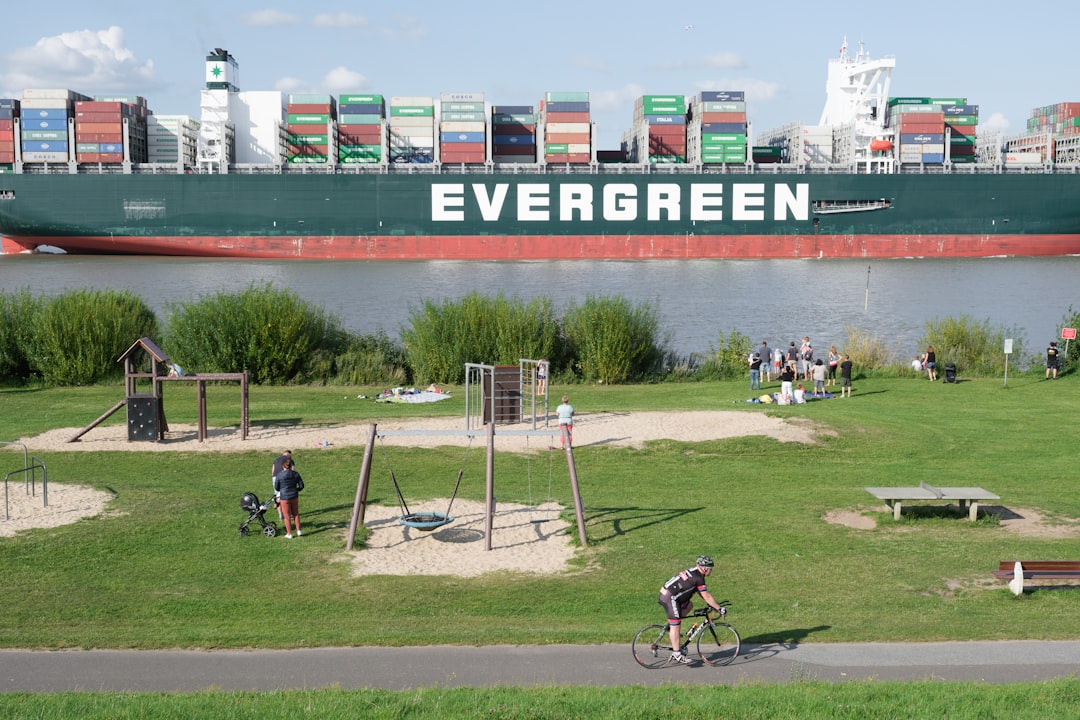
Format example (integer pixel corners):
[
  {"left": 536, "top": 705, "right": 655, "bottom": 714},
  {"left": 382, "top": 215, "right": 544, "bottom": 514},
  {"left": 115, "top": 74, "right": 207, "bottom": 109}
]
[{"left": 1, "top": 43, "right": 1079, "bottom": 260}]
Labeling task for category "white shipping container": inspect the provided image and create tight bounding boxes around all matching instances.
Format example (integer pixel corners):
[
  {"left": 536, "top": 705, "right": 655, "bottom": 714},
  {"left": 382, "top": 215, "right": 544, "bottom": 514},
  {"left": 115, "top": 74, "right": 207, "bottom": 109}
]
[
  {"left": 567, "top": 143, "right": 591, "bottom": 154},
  {"left": 390, "top": 96, "right": 434, "bottom": 106},
  {"left": 18, "top": 99, "right": 72, "bottom": 110},
  {"left": 545, "top": 122, "right": 590, "bottom": 133},
  {"left": 439, "top": 121, "right": 486, "bottom": 132},
  {"left": 389, "top": 116, "right": 435, "bottom": 127},
  {"left": 22, "top": 151, "right": 70, "bottom": 162},
  {"left": 389, "top": 125, "right": 436, "bottom": 138},
  {"left": 390, "top": 135, "right": 435, "bottom": 148},
  {"left": 440, "top": 92, "right": 484, "bottom": 103},
  {"left": 22, "top": 88, "right": 80, "bottom": 100},
  {"left": 1005, "top": 151, "right": 1043, "bottom": 164}
]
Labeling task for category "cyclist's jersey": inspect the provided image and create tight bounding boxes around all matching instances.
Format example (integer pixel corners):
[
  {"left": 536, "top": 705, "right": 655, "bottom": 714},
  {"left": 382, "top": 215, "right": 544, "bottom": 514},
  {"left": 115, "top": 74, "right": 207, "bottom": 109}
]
[{"left": 660, "top": 566, "right": 708, "bottom": 606}]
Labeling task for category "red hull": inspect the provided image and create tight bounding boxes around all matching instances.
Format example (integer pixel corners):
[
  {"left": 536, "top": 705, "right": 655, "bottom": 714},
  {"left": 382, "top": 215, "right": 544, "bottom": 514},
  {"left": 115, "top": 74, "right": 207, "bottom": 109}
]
[{"left": 5, "top": 233, "right": 1080, "bottom": 260}]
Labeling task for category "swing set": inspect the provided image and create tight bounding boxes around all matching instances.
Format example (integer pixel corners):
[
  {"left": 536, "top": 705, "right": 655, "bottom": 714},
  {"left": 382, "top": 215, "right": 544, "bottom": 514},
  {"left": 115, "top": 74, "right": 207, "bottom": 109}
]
[{"left": 345, "top": 422, "right": 587, "bottom": 552}]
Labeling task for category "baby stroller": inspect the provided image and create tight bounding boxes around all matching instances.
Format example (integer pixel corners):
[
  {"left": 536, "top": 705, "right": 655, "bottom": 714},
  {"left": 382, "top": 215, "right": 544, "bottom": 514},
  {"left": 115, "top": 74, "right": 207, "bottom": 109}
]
[
  {"left": 239, "top": 491, "right": 278, "bottom": 537},
  {"left": 943, "top": 362, "right": 957, "bottom": 383}
]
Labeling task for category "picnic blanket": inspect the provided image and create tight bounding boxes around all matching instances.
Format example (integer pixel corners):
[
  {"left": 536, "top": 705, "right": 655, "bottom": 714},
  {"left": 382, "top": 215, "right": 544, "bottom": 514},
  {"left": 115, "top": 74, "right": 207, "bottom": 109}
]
[{"left": 374, "top": 388, "right": 452, "bottom": 404}]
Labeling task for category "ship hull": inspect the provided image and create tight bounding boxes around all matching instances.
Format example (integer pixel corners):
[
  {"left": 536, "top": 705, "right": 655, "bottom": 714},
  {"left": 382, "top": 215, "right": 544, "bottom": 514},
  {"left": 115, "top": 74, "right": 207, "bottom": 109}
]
[{"left": 2, "top": 170, "right": 1080, "bottom": 259}]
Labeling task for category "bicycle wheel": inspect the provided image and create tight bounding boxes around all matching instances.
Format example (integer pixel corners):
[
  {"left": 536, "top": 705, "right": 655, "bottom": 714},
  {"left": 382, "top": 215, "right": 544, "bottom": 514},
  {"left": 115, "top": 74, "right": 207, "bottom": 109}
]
[
  {"left": 697, "top": 622, "right": 740, "bottom": 666},
  {"left": 632, "top": 624, "right": 676, "bottom": 669}
]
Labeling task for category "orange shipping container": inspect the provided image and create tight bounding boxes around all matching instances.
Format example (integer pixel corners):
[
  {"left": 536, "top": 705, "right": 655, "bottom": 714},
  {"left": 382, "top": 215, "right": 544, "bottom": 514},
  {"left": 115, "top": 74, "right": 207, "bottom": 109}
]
[
  {"left": 74, "top": 133, "right": 123, "bottom": 143},
  {"left": 545, "top": 132, "right": 590, "bottom": 144},
  {"left": 0, "top": 151, "right": 14, "bottom": 163},
  {"left": 544, "top": 111, "right": 590, "bottom": 123},
  {"left": 438, "top": 142, "right": 485, "bottom": 153},
  {"left": 76, "top": 112, "right": 124, "bottom": 123},
  {"left": 545, "top": 153, "right": 591, "bottom": 163},
  {"left": 287, "top": 104, "right": 334, "bottom": 114},
  {"left": 440, "top": 150, "right": 487, "bottom": 163},
  {"left": 698, "top": 112, "right": 746, "bottom": 124},
  {"left": 76, "top": 122, "right": 124, "bottom": 134}
]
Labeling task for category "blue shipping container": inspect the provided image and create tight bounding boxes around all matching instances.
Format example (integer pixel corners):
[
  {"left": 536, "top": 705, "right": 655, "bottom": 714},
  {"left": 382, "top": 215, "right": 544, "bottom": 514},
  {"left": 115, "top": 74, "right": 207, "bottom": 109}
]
[
  {"left": 941, "top": 104, "right": 979, "bottom": 116},
  {"left": 492, "top": 134, "right": 536, "bottom": 146},
  {"left": 23, "top": 118, "right": 68, "bottom": 131},
  {"left": 699, "top": 90, "right": 745, "bottom": 102},
  {"left": 338, "top": 103, "right": 384, "bottom": 115},
  {"left": 20, "top": 107, "right": 69, "bottom": 120},
  {"left": 101, "top": 143, "right": 122, "bottom": 153},
  {"left": 900, "top": 133, "right": 945, "bottom": 144},
  {"left": 440, "top": 132, "right": 485, "bottom": 143},
  {"left": 21, "top": 141, "right": 69, "bottom": 152},
  {"left": 645, "top": 115, "right": 687, "bottom": 126},
  {"left": 545, "top": 101, "right": 590, "bottom": 113},
  {"left": 0, "top": 99, "right": 18, "bottom": 110},
  {"left": 492, "top": 105, "right": 533, "bottom": 114},
  {"left": 922, "top": 153, "right": 945, "bottom": 163},
  {"left": 0, "top": 109, "right": 13, "bottom": 120}
]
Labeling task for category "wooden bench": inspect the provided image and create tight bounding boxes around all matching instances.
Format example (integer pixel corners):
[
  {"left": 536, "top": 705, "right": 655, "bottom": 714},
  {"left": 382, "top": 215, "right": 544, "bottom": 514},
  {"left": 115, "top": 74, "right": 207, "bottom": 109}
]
[
  {"left": 864, "top": 481, "right": 999, "bottom": 521},
  {"left": 993, "top": 560, "right": 1080, "bottom": 596}
]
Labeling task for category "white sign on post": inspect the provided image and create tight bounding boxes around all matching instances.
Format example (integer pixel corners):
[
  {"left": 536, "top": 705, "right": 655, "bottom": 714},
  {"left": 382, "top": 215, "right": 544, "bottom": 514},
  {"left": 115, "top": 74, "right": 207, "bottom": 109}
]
[
  {"left": 1004, "top": 338, "right": 1013, "bottom": 385},
  {"left": 1004, "top": 339, "right": 1013, "bottom": 354}
]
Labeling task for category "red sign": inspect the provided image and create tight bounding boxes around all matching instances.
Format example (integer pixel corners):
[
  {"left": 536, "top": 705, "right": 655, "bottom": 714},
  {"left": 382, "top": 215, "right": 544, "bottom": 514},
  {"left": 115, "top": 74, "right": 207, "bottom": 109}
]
[{"left": 1063, "top": 328, "right": 1077, "bottom": 340}]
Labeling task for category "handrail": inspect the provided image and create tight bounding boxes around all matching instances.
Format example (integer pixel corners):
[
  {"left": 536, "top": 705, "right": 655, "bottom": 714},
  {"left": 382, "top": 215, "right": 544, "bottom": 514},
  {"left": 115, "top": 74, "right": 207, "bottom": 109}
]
[{"left": 3, "top": 456, "right": 48, "bottom": 521}]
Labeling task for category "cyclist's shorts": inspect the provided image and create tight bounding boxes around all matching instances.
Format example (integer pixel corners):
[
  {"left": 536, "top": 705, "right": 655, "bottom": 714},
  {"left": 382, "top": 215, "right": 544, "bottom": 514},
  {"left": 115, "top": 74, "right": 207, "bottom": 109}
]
[{"left": 658, "top": 593, "right": 692, "bottom": 624}]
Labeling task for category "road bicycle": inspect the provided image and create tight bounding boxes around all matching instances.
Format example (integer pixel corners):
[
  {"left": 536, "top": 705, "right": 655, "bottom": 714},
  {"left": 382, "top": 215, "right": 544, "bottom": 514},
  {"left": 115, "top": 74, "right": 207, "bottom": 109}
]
[{"left": 632, "top": 600, "right": 740, "bottom": 668}]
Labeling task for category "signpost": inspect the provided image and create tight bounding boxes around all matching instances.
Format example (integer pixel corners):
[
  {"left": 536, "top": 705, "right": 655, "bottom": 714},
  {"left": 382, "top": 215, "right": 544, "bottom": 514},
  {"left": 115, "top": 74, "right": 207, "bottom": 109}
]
[
  {"left": 1003, "top": 338, "right": 1013, "bottom": 386},
  {"left": 1062, "top": 327, "right": 1076, "bottom": 362}
]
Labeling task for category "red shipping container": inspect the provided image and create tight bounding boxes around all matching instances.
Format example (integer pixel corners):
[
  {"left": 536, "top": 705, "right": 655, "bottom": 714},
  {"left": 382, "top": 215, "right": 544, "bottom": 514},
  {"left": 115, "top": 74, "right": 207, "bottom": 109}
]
[
  {"left": 947, "top": 124, "right": 978, "bottom": 137},
  {"left": 75, "top": 101, "right": 126, "bottom": 112},
  {"left": 440, "top": 151, "right": 487, "bottom": 163},
  {"left": 439, "top": 141, "right": 485, "bottom": 153},
  {"left": 76, "top": 112, "right": 124, "bottom": 123},
  {"left": 698, "top": 112, "right": 746, "bottom": 124},
  {"left": 287, "top": 104, "right": 334, "bottom": 114},
  {"left": 492, "top": 123, "right": 535, "bottom": 135},
  {"left": 287, "top": 124, "right": 330, "bottom": 135},
  {"left": 338, "top": 124, "right": 382, "bottom": 134},
  {"left": 0, "top": 120, "right": 13, "bottom": 131},
  {"left": 0, "top": 151, "right": 14, "bottom": 163},
  {"left": 0, "top": 140, "right": 14, "bottom": 151},
  {"left": 545, "top": 153, "right": 591, "bottom": 163},
  {"left": 648, "top": 126, "right": 687, "bottom": 138},
  {"left": 287, "top": 145, "right": 328, "bottom": 156},
  {"left": 546, "top": 132, "right": 590, "bottom": 144},
  {"left": 74, "top": 133, "right": 123, "bottom": 143},
  {"left": 544, "top": 111, "right": 590, "bottom": 123},
  {"left": 899, "top": 122, "right": 945, "bottom": 134}
]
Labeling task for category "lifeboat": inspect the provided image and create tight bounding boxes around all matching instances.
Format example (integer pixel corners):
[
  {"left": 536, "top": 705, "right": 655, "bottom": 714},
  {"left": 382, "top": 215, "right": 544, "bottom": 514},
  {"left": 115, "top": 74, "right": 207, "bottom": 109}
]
[{"left": 869, "top": 139, "right": 893, "bottom": 152}]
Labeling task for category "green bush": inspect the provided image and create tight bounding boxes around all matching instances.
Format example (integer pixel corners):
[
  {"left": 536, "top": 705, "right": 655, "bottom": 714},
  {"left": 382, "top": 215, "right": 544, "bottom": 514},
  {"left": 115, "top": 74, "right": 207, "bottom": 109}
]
[
  {"left": 695, "top": 329, "right": 752, "bottom": 380},
  {"left": 331, "top": 332, "right": 409, "bottom": 386},
  {"left": 919, "top": 314, "right": 1021, "bottom": 377},
  {"left": 0, "top": 289, "right": 37, "bottom": 383},
  {"left": 20, "top": 289, "right": 158, "bottom": 386},
  {"left": 163, "top": 282, "right": 346, "bottom": 385},
  {"left": 402, "top": 293, "right": 559, "bottom": 384},
  {"left": 842, "top": 325, "right": 895, "bottom": 374},
  {"left": 562, "top": 295, "right": 665, "bottom": 384}
]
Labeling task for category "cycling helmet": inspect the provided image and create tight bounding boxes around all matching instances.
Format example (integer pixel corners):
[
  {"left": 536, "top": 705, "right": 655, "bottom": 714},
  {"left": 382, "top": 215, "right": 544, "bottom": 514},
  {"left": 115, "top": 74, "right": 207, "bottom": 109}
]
[{"left": 696, "top": 555, "right": 714, "bottom": 568}]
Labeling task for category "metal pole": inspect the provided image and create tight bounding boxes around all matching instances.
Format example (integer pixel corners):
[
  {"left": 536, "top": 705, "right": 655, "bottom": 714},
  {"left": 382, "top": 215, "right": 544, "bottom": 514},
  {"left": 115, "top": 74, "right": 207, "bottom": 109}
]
[
  {"left": 346, "top": 423, "right": 377, "bottom": 551},
  {"left": 484, "top": 421, "right": 495, "bottom": 551},
  {"left": 864, "top": 265, "right": 870, "bottom": 312},
  {"left": 563, "top": 425, "right": 588, "bottom": 547}
]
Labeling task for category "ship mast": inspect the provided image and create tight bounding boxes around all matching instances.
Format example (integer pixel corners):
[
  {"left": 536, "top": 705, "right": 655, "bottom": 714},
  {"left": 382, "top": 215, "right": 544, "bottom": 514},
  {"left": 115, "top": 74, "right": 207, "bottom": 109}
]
[{"left": 819, "top": 39, "right": 895, "bottom": 173}]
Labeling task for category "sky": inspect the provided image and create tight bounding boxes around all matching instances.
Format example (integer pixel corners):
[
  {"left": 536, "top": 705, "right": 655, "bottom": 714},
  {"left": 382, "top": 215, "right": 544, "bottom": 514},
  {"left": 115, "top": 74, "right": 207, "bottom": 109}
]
[{"left": 2, "top": 1, "right": 1077, "bottom": 149}]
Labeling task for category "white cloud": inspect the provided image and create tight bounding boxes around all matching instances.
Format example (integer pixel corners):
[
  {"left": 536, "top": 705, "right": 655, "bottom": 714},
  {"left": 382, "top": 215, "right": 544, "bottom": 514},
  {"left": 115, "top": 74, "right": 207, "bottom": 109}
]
[
  {"left": 694, "top": 78, "right": 783, "bottom": 104},
  {"left": 313, "top": 12, "right": 367, "bottom": 29},
  {"left": 701, "top": 52, "right": 746, "bottom": 70},
  {"left": 589, "top": 84, "right": 647, "bottom": 113},
  {"left": 979, "top": 112, "right": 1010, "bottom": 134},
  {"left": 246, "top": 10, "right": 300, "bottom": 27},
  {"left": 274, "top": 76, "right": 307, "bottom": 94},
  {"left": 0, "top": 26, "right": 158, "bottom": 95},
  {"left": 381, "top": 16, "right": 428, "bottom": 42},
  {"left": 321, "top": 66, "right": 368, "bottom": 93}
]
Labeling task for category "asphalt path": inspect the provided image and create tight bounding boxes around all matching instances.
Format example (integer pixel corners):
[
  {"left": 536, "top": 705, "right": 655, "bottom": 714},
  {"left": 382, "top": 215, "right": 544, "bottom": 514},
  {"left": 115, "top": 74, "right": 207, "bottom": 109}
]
[{"left": 2, "top": 641, "right": 1078, "bottom": 692}]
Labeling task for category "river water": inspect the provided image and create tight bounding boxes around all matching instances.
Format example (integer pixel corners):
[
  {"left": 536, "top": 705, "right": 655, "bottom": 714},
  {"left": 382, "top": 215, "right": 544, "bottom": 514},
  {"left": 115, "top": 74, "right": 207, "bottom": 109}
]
[{"left": 2, "top": 254, "right": 1078, "bottom": 361}]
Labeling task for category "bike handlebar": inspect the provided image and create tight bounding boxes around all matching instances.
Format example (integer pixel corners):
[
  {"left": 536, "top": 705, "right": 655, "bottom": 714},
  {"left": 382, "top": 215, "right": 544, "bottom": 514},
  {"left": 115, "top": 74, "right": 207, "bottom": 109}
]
[{"left": 691, "top": 600, "right": 731, "bottom": 617}]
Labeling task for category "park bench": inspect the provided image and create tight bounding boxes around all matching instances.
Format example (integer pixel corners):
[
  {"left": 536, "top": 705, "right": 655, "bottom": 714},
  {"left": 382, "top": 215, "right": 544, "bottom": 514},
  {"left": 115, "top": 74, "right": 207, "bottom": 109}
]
[
  {"left": 864, "top": 481, "right": 999, "bottom": 521},
  {"left": 993, "top": 560, "right": 1080, "bottom": 596}
]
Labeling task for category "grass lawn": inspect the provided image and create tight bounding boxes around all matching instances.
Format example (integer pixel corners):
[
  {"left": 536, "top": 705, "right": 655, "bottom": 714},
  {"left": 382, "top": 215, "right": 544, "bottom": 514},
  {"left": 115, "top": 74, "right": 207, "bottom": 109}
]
[{"left": 1, "top": 372, "right": 1078, "bottom": 716}]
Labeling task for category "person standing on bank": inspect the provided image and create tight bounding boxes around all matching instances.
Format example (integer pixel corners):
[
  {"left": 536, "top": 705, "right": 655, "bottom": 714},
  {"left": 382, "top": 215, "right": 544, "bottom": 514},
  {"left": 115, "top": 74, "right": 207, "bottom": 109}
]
[
  {"left": 923, "top": 344, "right": 937, "bottom": 381},
  {"left": 1046, "top": 341, "right": 1061, "bottom": 379},
  {"left": 839, "top": 354, "right": 854, "bottom": 398},
  {"left": 759, "top": 341, "right": 772, "bottom": 383},
  {"left": 749, "top": 353, "right": 762, "bottom": 391},
  {"left": 537, "top": 358, "right": 549, "bottom": 397},
  {"left": 556, "top": 395, "right": 575, "bottom": 448},
  {"left": 272, "top": 449, "right": 292, "bottom": 519},
  {"left": 273, "top": 458, "right": 304, "bottom": 538}
]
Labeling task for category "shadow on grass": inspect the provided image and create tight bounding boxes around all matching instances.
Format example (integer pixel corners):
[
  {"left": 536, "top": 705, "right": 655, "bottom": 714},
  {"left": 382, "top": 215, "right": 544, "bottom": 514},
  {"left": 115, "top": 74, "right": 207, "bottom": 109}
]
[{"left": 584, "top": 505, "right": 705, "bottom": 542}]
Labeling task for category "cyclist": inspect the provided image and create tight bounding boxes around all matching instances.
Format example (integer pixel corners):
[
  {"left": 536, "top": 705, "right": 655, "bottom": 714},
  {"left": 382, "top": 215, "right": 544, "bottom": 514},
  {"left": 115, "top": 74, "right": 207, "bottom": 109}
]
[{"left": 657, "top": 555, "right": 724, "bottom": 665}]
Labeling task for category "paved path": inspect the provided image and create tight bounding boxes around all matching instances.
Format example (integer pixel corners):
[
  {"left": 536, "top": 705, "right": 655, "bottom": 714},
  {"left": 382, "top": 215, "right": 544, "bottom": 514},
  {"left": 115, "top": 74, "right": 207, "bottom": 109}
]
[{"left": 2, "top": 642, "right": 1078, "bottom": 692}]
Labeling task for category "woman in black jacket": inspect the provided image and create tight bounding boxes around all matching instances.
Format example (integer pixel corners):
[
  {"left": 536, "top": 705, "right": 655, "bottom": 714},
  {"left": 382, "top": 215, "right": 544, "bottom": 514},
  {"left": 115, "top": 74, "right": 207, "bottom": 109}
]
[{"left": 272, "top": 458, "right": 305, "bottom": 538}]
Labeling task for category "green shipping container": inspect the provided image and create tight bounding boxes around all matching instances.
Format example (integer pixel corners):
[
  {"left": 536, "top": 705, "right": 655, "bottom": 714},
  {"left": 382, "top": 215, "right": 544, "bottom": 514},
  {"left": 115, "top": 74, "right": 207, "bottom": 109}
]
[
  {"left": 701, "top": 133, "right": 746, "bottom": 145},
  {"left": 752, "top": 146, "right": 784, "bottom": 157},
  {"left": 492, "top": 113, "right": 536, "bottom": 124},
  {"left": 338, "top": 114, "right": 382, "bottom": 125},
  {"left": 390, "top": 106, "right": 435, "bottom": 117},
  {"left": 545, "top": 143, "right": 569, "bottom": 153},
  {"left": 288, "top": 134, "right": 329, "bottom": 145},
  {"left": 638, "top": 96, "right": 685, "bottom": 114},
  {"left": 287, "top": 114, "right": 330, "bottom": 125},
  {"left": 945, "top": 116, "right": 978, "bottom": 126},
  {"left": 544, "top": 92, "right": 588, "bottom": 103},
  {"left": 648, "top": 155, "right": 686, "bottom": 164},
  {"left": 289, "top": 93, "right": 333, "bottom": 105},
  {"left": 22, "top": 130, "right": 68, "bottom": 141},
  {"left": 441, "top": 102, "right": 484, "bottom": 112},
  {"left": 440, "top": 112, "right": 486, "bottom": 122},
  {"left": 339, "top": 94, "right": 384, "bottom": 105}
]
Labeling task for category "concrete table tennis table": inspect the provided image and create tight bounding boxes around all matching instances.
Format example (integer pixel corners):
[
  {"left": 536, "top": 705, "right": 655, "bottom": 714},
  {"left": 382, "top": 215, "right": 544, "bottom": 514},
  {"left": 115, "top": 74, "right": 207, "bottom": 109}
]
[{"left": 864, "top": 481, "right": 999, "bottom": 521}]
